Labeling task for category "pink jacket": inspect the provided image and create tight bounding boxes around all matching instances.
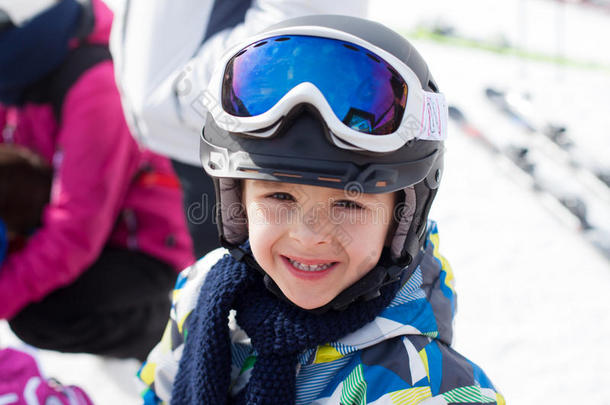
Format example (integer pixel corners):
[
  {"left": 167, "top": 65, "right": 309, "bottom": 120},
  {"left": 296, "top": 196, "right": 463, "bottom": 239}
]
[{"left": 0, "top": 0, "right": 194, "bottom": 319}]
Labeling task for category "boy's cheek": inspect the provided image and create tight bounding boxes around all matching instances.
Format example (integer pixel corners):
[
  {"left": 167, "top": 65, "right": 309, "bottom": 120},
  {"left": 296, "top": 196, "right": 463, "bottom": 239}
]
[
  {"left": 353, "top": 251, "right": 381, "bottom": 275},
  {"left": 341, "top": 224, "right": 388, "bottom": 262},
  {"left": 246, "top": 202, "right": 269, "bottom": 226}
]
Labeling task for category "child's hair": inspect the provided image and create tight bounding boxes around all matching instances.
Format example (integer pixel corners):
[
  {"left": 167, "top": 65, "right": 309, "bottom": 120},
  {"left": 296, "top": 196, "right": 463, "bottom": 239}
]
[{"left": 0, "top": 145, "right": 52, "bottom": 235}]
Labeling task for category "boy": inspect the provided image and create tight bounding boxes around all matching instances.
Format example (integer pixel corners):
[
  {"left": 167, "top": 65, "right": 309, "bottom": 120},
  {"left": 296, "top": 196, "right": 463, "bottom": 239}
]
[{"left": 139, "top": 15, "right": 504, "bottom": 404}]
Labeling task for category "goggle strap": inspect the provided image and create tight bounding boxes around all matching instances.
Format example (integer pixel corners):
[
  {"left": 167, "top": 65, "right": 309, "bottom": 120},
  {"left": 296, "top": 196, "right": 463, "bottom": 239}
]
[{"left": 414, "top": 92, "right": 448, "bottom": 142}]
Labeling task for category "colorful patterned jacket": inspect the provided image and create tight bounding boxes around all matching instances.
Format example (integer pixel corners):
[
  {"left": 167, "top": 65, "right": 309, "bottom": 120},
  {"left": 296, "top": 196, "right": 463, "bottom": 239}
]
[{"left": 138, "top": 222, "right": 505, "bottom": 404}]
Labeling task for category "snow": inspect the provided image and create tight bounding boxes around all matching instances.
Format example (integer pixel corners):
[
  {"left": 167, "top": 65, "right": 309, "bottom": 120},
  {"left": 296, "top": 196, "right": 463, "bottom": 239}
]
[
  {"left": 2, "top": 0, "right": 609, "bottom": 403},
  {"left": 369, "top": 1, "right": 610, "bottom": 403},
  {"left": 0, "top": 322, "right": 143, "bottom": 403}
]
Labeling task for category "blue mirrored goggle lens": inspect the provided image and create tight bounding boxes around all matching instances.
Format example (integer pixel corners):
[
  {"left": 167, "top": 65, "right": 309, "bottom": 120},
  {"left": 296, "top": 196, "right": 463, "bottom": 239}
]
[{"left": 222, "top": 35, "right": 408, "bottom": 135}]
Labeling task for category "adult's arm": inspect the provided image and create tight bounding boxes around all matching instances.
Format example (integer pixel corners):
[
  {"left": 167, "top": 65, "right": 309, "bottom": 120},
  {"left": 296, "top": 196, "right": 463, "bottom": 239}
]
[
  {"left": 110, "top": 0, "right": 369, "bottom": 165},
  {"left": 0, "top": 62, "right": 140, "bottom": 319}
]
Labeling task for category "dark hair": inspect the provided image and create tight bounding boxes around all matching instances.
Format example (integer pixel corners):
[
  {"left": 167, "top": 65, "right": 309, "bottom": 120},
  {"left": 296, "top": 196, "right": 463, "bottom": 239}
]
[{"left": 0, "top": 145, "right": 52, "bottom": 235}]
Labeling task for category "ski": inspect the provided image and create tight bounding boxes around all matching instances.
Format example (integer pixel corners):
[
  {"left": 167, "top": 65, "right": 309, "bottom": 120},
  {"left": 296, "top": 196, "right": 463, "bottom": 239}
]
[
  {"left": 409, "top": 24, "right": 610, "bottom": 73},
  {"left": 485, "top": 86, "right": 610, "bottom": 191},
  {"left": 449, "top": 104, "right": 610, "bottom": 260}
]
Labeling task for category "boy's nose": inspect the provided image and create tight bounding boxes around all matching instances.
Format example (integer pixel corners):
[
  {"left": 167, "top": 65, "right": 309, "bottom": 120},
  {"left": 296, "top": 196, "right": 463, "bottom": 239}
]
[{"left": 289, "top": 205, "right": 334, "bottom": 246}]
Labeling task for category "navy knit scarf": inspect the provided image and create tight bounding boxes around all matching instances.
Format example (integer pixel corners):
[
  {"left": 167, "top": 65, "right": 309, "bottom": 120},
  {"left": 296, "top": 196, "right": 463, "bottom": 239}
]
[{"left": 171, "top": 249, "right": 401, "bottom": 404}]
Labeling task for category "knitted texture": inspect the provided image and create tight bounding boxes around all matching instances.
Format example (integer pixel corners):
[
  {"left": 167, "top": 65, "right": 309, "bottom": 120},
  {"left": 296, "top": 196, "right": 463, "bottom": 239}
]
[{"left": 171, "top": 249, "right": 401, "bottom": 404}]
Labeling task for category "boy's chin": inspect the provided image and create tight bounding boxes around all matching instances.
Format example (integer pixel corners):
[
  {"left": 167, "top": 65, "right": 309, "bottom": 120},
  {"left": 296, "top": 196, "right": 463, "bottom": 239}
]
[{"left": 281, "top": 289, "right": 335, "bottom": 311}]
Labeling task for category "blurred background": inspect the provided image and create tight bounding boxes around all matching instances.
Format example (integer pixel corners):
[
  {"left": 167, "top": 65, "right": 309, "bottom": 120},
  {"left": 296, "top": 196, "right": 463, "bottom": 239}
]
[
  {"left": 2, "top": 0, "right": 609, "bottom": 403},
  {"left": 369, "top": 1, "right": 610, "bottom": 404}
]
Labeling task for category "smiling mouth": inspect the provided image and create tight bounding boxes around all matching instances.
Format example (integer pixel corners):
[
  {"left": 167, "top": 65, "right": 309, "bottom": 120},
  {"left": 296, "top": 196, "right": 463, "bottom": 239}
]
[{"left": 284, "top": 257, "right": 338, "bottom": 272}]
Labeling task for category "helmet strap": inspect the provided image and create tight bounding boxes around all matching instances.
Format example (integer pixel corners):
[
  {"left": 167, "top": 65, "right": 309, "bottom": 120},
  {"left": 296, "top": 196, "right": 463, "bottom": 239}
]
[{"left": 401, "top": 183, "right": 437, "bottom": 261}]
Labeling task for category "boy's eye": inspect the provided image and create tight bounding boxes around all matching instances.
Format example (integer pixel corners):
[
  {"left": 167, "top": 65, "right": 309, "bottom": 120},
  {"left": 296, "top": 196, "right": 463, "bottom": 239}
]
[
  {"left": 334, "top": 200, "right": 363, "bottom": 210},
  {"left": 268, "top": 192, "right": 295, "bottom": 202}
]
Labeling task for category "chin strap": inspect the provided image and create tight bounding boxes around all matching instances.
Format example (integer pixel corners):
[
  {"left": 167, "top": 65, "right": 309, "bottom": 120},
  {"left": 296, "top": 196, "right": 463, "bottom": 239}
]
[{"left": 229, "top": 245, "right": 415, "bottom": 314}]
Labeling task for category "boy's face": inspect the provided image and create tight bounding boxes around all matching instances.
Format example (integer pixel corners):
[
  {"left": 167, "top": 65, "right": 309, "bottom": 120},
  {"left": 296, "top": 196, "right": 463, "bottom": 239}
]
[{"left": 243, "top": 180, "right": 395, "bottom": 310}]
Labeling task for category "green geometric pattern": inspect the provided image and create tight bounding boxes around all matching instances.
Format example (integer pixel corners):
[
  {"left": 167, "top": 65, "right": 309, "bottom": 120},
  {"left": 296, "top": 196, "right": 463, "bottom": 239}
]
[
  {"left": 388, "top": 387, "right": 432, "bottom": 404},
  {"left": 240, "top": 355, "right": 256, "bottom": 374},
  {"left": 442, "top": 385, "right": 496, "bottom": 404},
  {"left": 340, "top": 364, "right": 367, "bottom": 405},
  {"left": 422, "top": 331, "right": 439, "bottom": 339}
]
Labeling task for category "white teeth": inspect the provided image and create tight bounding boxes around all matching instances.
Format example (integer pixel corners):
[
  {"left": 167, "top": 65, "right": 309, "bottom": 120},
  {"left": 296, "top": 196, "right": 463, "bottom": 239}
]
[{"left": 288, "top": 258, "right": 334, "bottom": 272}]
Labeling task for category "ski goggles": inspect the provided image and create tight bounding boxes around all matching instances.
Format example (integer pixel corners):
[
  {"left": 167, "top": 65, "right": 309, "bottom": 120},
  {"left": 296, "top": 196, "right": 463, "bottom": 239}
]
[{"left": 206, "top": 26, "right": 448, "bottom": 153}]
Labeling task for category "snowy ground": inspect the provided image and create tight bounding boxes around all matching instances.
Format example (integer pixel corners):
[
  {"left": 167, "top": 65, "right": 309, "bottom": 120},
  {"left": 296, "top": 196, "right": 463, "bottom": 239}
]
[{"left": 2, "top": 0, "right": 609, "bottom": 404}]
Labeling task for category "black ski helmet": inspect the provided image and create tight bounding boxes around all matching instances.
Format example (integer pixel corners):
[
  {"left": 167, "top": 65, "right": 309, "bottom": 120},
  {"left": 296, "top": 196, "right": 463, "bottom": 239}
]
[{"left": 200, "top": 15, "right": 445, "bottom": 310}]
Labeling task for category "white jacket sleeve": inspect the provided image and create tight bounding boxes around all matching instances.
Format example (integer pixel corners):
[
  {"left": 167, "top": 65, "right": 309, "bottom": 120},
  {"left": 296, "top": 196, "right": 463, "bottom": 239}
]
[{"left": 110, "top": 0, "right": 369, "bottom": 165}]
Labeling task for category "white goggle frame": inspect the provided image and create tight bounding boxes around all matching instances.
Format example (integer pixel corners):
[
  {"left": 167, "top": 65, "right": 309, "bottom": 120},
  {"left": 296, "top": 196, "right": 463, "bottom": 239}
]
[{"left": 205, "top": 25, "right": 448, "bottom": 153}]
